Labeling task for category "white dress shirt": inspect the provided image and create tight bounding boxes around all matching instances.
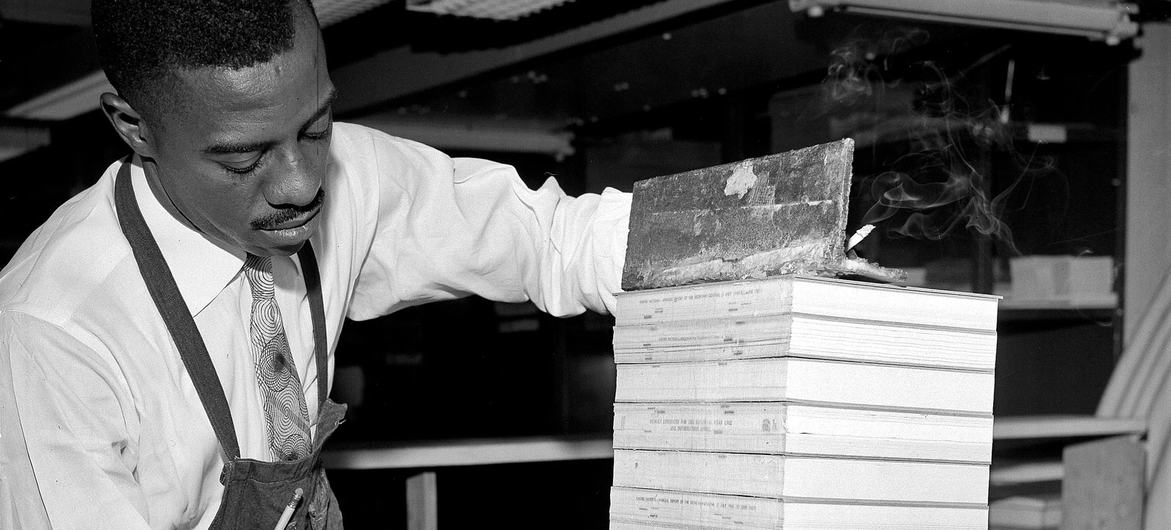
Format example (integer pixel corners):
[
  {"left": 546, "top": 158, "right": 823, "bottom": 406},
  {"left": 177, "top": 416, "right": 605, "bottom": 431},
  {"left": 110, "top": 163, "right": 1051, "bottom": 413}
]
[{"left": 0, "top": 122, "right": 631, "bottom": 529}]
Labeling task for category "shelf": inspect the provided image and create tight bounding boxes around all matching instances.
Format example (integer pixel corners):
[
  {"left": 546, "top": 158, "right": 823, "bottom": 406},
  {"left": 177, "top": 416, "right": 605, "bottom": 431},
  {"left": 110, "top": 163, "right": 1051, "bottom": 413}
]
[
  {"left": 993, "top": 415, "right": 1145, "bottom": 441},
  {"left": 990, "top": 459, "right": 1064, "bottom": 486},
  {"left": 900, "top": 285, "right": 1116, "bottom": 322},
  {"left": 322, "top": 434, "right": 613, "bottom": 470},
  {"left": 998, "top": 300, "right": 1117, "bottom": 322}
]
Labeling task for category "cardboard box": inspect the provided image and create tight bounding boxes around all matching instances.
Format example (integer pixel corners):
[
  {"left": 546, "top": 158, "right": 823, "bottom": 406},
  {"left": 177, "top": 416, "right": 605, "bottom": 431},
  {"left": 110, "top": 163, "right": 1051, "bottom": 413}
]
[{"left": 1009, "top": 255, "right": 1116, "bottom": 307}]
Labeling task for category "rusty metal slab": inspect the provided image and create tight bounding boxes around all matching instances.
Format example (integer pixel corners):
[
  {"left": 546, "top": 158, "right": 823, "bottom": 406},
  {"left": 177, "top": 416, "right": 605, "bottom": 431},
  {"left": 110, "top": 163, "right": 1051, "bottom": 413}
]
[{"left": 621, "top": 139, "right": 861, "bottom": 291}]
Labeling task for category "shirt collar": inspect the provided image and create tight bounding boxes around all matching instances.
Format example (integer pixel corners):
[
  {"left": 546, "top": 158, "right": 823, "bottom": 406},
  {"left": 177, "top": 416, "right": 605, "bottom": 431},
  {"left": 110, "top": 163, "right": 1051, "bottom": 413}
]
[{"left": 128, "top": 158, "right": 247, "bottom": 316}]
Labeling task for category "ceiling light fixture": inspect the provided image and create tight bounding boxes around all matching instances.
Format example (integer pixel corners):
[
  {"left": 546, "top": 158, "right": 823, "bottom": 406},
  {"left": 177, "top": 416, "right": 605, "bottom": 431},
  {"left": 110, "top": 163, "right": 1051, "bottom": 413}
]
[
  {"left": 313, "top": 0, "right": 395, "bottom": 26},
  {"left": 406, "top": 0, "right": 577, "bottom": 20},
  {"left": 354, "top": 114, "right": 576, "bottom": 158},
  {"left": 790, "top": 0, "right": 1140, "bottom": 44},
  {"left": 0, "top": 122, "right": 51, "bottom": 163}
]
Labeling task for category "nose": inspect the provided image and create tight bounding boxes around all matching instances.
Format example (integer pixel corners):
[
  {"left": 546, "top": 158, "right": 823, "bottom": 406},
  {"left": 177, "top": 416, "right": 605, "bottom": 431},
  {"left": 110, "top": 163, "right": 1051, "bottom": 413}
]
[{"left": 263, "top": 142, "right": 324, "bottom": 207}]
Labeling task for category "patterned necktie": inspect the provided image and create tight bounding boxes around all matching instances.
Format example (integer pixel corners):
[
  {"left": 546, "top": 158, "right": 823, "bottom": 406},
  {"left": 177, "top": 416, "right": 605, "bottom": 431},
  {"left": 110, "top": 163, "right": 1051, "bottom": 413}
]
[{"left": 243, "top": 254, "right": 313, "bottom": 461}]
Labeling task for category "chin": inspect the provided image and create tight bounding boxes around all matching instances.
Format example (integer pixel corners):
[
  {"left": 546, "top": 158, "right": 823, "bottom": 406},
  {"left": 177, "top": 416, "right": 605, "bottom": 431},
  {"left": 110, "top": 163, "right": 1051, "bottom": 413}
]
[
  {"left": 268, "top": 241, "right": 309, "bottom": 257},
  {"left": 243, "top": 237, "right": 308, "bottom": 258}
]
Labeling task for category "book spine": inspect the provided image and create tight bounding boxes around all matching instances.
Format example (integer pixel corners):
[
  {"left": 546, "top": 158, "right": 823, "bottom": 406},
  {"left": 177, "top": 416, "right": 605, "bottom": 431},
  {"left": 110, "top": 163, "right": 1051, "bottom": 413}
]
[
  {"left": 613, "top": 340, "right": 792, "bottom": 364},
  {"left": 609, "top": 487, "right": 783, "bottom": 529},
  {"left": 616, "top": 278, "right": 795, "bottom": 325},
  {"left": 612, "top": 402, "right": 786, "bottom": 454},
  {"left": 611, "top": 450, "right": 990, "bottom": 504},
  {"left": 612, "top": 316, "right": 793, "bottom": 352}
]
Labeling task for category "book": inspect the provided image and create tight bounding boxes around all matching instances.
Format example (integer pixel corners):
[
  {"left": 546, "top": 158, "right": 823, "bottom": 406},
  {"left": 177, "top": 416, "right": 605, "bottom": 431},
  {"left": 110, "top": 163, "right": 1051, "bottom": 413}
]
[
  {"left": 615, "top": 276, "right": 999, "bottom": 331},
  {"left": 609, "top": 487, "right": 989, "bottom": 529},
  {"left": 611, "top": 449, "right": 990, "bottom": 504},
  {"left": 613, "top": 313, "right": 996, "bottom": 370},
  {"left": 612, "top": 402, "right": 992, "bottom": 463},
  {"left": 989, "top": 494, "right": 1061, "bottom": 529},
  {"left": 614, "top": 357, "right": 995, "bottom": 414}
]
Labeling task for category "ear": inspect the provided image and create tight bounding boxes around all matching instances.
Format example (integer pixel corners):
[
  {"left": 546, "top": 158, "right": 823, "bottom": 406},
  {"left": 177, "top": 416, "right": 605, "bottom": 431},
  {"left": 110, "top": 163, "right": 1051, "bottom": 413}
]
[{"left": 99, "top": 92, "right": 159, "bottom": 158}]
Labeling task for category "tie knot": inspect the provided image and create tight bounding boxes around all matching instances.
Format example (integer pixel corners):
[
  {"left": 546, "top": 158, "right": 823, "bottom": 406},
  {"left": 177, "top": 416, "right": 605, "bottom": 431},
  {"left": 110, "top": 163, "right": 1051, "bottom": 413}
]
[
  {"left": 243, "top": 254, "right": 274, "bottom": 297},
  {"left": 244, "top": 253, "right": 271, "bottom": 272}
]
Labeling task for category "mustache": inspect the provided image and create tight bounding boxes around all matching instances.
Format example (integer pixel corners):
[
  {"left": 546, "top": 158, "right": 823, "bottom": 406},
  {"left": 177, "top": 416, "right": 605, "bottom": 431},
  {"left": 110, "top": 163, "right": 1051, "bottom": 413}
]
[{"left": 250, "top": 189, "right": 326, "bottom": 230}]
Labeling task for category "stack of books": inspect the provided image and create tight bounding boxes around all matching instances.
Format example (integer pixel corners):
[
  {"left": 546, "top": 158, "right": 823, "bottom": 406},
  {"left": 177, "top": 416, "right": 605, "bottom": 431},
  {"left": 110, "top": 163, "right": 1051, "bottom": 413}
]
[{"left": 608, "top": 275, "right": 999, "bottom": 529}]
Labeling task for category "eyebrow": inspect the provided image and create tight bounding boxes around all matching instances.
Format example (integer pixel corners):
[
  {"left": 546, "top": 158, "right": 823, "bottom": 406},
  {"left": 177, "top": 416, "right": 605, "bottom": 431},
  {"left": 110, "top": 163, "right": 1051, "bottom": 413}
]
[
  {"left": 299, "top": 87, "right": 338, "bottom": 134},
  {"left": 203, "top": 87, "right": 338, "bottom": 156}
]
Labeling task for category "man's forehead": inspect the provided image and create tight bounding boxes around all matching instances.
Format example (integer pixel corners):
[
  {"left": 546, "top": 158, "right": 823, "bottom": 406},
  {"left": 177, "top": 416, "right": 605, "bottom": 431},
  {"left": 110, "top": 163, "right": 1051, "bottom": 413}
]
[
  {"left": 166, "top": 39, "right": 328, "bottom": 110},
  {"left": 173, "top": 62, "right": 288, "bottom": 109},
  {"left": 150, "top": 62, "right": 333, "bottom": 150}
]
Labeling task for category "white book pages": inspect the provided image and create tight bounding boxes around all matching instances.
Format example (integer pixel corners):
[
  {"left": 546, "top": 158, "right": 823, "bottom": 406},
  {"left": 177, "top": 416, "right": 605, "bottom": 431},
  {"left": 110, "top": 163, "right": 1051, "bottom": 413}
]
[
  {"left": 610, "top": 520, "right": 986, "bottom": 530},
  {"left": 612, "top": 402, "right": 992, "bottom": 463},
  {"left": 611, "top": 450, "right": 990, "bottom": 504},
  {"left": 614, "top": 358, "right": 995, "bottom": 415},
  {"left": 609, "top": 487, "right": 989, "bottom": 529},
  {"left": 613, "top": 313, "right": 997, "bottom": 370},
  {"left": 615, "top": 276, "right": 999, "bottom": 331}
]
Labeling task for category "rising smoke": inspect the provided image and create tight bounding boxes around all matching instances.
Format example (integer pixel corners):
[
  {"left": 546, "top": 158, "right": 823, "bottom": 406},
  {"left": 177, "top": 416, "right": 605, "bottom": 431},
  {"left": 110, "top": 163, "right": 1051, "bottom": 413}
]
[{"left": 822, "top": 26, "right": 1058, "bottom": 256}]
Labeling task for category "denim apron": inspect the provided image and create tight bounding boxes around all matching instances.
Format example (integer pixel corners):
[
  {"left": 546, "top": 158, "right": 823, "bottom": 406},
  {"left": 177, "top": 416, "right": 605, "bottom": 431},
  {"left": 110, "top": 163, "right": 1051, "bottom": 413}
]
[{"left": 114, "top": 160, "right": 346, "bottom": 529}]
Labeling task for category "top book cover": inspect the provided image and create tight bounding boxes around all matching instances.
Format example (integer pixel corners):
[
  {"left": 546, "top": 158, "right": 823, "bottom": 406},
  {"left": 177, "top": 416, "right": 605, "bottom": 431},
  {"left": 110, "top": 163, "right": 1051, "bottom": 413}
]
[{"left": 621, "top": 139, "right": 854, "bottom": 291}]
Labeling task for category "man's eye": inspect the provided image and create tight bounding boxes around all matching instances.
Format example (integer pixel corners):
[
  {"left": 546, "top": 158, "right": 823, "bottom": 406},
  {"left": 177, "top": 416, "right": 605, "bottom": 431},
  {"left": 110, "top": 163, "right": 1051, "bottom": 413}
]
[
  {"left": 304, "top": 123, "right": 332, "bottom": 140},
  {"left": 223, "top": 156, "right": 262, "bottom": 174}
]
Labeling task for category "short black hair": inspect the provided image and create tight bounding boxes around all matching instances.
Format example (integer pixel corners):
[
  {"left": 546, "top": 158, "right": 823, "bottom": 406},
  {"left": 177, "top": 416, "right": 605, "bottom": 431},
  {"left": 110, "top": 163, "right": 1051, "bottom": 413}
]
[{"left": 92, "top": 0, "right": 316, "bottom": 115}]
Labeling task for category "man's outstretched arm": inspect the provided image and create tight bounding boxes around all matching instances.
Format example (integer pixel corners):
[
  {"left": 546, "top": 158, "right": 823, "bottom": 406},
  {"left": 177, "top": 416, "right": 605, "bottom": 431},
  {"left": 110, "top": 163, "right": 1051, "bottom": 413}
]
[{"left": 343, "top": 127, "right": 630, "bottom": 321}]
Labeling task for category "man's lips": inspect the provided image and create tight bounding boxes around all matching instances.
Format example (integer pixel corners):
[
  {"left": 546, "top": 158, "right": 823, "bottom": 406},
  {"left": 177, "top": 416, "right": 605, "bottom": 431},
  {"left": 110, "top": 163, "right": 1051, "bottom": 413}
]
[{"left": 262, "top": 204, "right": 321, "bottom": 231}]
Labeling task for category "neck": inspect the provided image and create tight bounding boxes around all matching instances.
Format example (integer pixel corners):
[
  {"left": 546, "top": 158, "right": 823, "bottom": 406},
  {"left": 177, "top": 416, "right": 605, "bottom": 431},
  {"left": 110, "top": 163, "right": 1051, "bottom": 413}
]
[{"left": 140, "top": 157, "right": 201, "bottom": 234}]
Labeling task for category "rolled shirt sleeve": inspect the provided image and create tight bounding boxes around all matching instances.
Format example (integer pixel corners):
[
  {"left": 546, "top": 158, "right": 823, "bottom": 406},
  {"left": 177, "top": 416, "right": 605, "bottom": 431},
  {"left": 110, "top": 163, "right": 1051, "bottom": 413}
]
[{"left": 346, "top": 131, "right": 631, "bottom": 320}]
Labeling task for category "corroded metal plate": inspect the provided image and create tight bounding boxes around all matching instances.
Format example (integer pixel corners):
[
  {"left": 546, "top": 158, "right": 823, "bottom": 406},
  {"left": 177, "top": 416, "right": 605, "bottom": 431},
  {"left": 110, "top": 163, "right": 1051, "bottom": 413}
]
[{"left": 621, "top": 139, "right": 855, "bottom": 291}]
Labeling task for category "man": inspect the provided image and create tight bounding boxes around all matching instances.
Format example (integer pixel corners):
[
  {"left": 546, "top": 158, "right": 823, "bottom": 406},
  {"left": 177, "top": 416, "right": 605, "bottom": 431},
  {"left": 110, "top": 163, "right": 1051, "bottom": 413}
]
[{"left": 0, "top": 0, "right": 629, "bottom": 527}]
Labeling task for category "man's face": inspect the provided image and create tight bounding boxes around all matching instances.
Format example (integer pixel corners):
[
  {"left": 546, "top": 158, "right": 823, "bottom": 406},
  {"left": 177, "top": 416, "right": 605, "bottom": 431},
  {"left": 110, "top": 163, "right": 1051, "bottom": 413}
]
[{"left": 143, "top": 10, "right": 335, "bottom": 257}]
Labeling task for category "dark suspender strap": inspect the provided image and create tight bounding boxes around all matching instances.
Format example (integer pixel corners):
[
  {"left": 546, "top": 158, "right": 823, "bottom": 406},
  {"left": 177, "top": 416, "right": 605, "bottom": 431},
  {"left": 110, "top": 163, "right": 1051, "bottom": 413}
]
[
  {"left": 296, "top": 242, "right": 330, "bottom": 408},
  {"left": 114, "top": 160, "right": 243, "bottom": 459}
]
